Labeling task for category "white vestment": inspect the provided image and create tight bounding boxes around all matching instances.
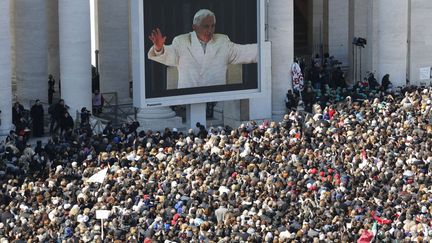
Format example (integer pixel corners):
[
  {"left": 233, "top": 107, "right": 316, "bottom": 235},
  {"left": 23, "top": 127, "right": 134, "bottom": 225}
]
[{"left": 148, "top": 31, "right": 257, "bottom": 89}]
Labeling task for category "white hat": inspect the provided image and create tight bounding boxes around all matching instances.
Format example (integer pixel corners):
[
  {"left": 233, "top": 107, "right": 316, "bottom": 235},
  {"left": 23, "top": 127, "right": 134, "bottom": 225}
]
[
  {"left": 69, "top": 205, "right": 80, "bottom": 216},
  {"left": 52, "top": 198, "right": 59, "bottom": 205},
  {"left": 247, "top": 228, "right": 255, "bottom": 234},
  {"left": 218, "top": 186, "right": 230, "bottom": 194},
  {"left": 55, "top": 165, "right": 63, "bottom": 173},
  {"left": 20, "top": 217, "right": 27, "bottom": 224},
  {"left": 77, "top": 214, "right": 89, "bottom": 223},
  {"left": 319, "top": 233, "right": 326, "bottom": 240},
  {"left": 82, "top": 234, "right": 93, "bottom": 243},
  {"left": 94, "top": 225, "right": 101, "bottom": 231},
  {"left": 171, "top": 181, "right": 178, "bottom": 188}
]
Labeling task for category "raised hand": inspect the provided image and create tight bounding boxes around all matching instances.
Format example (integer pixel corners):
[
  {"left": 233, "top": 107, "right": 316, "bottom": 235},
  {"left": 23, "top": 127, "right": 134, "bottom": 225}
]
[{"left": 148, "top": 28, "right": 166, "bottom": 52}]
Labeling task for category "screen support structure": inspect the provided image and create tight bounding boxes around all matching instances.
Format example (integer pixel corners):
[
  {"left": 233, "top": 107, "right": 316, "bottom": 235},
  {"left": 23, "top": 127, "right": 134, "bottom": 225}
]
[{"left": 187, "top": 103, "right": 207, "bottom": 129}]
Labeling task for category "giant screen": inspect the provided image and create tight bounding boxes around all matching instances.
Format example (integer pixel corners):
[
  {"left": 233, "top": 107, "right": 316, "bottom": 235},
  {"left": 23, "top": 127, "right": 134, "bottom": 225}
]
[{"left": 133, "top": 0, "right": 264, "bottom": 106}]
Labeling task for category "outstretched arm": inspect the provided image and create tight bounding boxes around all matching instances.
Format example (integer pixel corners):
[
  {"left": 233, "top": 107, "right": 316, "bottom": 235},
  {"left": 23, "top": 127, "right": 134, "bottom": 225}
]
[
  {"left": 228, "top": 41, "right": 258, "bottom": 65},
  {"left": 147, "top": 28, "right": 179, "bottom": 66}
]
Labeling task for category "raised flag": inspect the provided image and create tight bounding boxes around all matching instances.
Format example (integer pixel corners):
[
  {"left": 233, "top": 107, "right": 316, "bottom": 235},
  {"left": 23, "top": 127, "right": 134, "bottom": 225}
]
[{"left": 87, "top": 168, "right": 108, "bottom": 183}]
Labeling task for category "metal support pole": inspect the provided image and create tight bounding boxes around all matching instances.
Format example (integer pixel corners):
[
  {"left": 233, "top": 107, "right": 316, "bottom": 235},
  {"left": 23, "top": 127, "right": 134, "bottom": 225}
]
[
  {"left": 95, "top": 50, "right": 99, "bottom": 75},
  {"left": 359, "top": 47, "right": 362, "bottom": 82}
]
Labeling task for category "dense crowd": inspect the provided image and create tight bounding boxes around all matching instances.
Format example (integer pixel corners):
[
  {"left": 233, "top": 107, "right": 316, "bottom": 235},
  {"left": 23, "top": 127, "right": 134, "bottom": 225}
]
[{"left": 0, "top": 86, "right": 431, "bottom": 242}]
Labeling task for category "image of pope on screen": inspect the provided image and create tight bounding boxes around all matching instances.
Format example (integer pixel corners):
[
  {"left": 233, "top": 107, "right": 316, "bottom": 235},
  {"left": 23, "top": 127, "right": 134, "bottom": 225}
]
[{"left": 148, "top": 9, "right": 258, "bottom": 89}]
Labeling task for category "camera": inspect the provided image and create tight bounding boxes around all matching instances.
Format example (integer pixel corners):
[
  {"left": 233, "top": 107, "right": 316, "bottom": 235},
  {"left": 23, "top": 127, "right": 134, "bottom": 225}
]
[
  {"left": 81, "top": 107, "right": 91, "bottom": 114},
  {"left": 352, "top": 37, "right": 367, "bottom": 48}
]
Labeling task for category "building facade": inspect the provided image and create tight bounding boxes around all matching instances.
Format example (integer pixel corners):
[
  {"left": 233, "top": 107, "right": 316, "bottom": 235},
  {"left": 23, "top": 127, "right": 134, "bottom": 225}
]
[{"left": 1, "top": 0, "right": 431, "bottom": 135}]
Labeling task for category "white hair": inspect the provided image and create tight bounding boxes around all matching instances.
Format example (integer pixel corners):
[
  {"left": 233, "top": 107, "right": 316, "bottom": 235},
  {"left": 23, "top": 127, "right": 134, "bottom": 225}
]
[{"left": 193, "top": 9, "right": 216, "bottom": 25}]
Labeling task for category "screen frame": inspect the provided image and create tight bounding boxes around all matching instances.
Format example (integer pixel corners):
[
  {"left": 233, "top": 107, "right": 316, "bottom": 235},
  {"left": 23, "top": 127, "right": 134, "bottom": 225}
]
[{"left": 132, "top": 0, "right": 266, "bottom": 107}]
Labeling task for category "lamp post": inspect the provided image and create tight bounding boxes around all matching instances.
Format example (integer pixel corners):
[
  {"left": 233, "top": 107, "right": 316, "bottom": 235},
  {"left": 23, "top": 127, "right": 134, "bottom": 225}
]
[
  {"left": 95, "top": 49, "right": 99, "bottom": 75},
  {"left": 352, "top": 37, "right": 367, "bottom": 83}
]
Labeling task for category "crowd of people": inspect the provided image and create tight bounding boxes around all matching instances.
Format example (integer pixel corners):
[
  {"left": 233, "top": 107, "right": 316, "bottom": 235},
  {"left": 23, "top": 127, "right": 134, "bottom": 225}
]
[
  {"left": 0, "top": 84, "right": 431, "bottom": 242},
  {"left": 288, "top": 53, "right": 399, "bottom": 115},
  {"left": 306, "top": 53, "right": 347, "bottom": 92}
]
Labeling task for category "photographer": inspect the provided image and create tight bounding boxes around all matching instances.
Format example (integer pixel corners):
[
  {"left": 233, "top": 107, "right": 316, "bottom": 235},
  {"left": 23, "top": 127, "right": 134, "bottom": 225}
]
[
  {"left": 78, "top": 107, "right": 93, "bottom": 138},
  {"left": 80, "top": 107, "right": 91, "bottom": 128},
  {"left": 196, "top": 122, "right": 207, "bottom": 139},
  {"left": 50, "top": 99, "right": 69, "bottom": 134},
  {"left": 30, "top": 99, "right": 44, "bottom": 137},
  {"left": 59, "top": 111, "right": 74, "bottom": 138},
  {"left": 285, "top": 89, "right": 299, "bottom": 111}
]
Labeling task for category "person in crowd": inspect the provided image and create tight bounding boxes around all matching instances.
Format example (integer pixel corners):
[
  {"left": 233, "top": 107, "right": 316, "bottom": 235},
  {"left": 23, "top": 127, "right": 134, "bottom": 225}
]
[
  {"left": 92, "top": 90, "right": 104, "bottom": 115},
  {"left": 310, "top": 63, "right": 321, "bottom": 91},
  {"left": 312, "top": 53, "right": 321, "bottom": 66},
  {"left": 381, "top": 73, "right": 392, "bottom": 91},
  {"left": 50, "top": 99, "right": 68, "bottom": 134},
  {"left": 59, "top": 111, "right": 74, "bottom": 137},
  {"left": 80, "top": 107, "right": 91, "bottom": 128},
  {"left": 302, "top": 85, "right": 315, "bottom": 113},
  {"left": 285, "top": 89, "right": 299, "bottom": 111},
  {"left": 11, "top": 101, "right": 24, "bottom": 127},
  {"left": 292, "top": 58, "right": 304, "bottom": 92},
  {"left": 34, "top": 140, "right": 44, "bottom": 156},
  {"left": 5, "top": 130, "right": 17, "bottom": 144},
  {"left": 367, "top": 72, "right": 380, "bottom": 90},
  {"left": 48, "top": 74, "right": 56, "bottom": 105},
  {"left": 11, "top": 101, "right": 31, "bottom": 139},
  {"left": 332, "top": 66, "right": 346, "bottom": 89},
  {"left": 196, "top": 122, "right": 207, "bottom": 139},
  {"left": 30, "top": 99, "right": 44, "bottom": 137}
]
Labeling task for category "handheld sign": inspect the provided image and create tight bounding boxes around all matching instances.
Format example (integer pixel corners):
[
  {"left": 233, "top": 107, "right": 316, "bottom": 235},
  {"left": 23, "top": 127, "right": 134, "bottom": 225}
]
[
  {"left": 96, "top": 210, "right": 111, "bottom": 240},
  {"left": 96, "top": 210, "right": 110, "bottom": 219}
]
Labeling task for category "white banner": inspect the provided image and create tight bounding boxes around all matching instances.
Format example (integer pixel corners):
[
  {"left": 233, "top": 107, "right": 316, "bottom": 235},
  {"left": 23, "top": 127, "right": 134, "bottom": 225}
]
[
  {"left": 96, "top": 210, "right": 110, "bottom": 219},
  {"left": 87, "top": 168, "right": 108, "bottom": 183}
]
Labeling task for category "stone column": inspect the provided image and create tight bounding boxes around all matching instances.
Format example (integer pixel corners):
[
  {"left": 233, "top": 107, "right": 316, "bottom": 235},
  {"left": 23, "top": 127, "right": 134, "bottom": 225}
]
[
  {"left": 268, "top": 0, "right": 294, "bottom": 120},
  {"left": 10, "top": 0, "right": 16, "bottom": 96},
  {"left": 46, "top": 0, "right": 60, "bottom": 87},
  {"left": 14, "top": 0, "right": 48, "bottom": 105},
  {"left": 97, "top": 0, "right": 131, "bottom": 104},
  {"left": 59, "top": 0, "right": 92, "bottom": 116},
  {"left": 348, "top": 0, "right": 369, "bottom": 84},
  {"left": 408, "top": 0, "right": 432, "bottom": 86},
  {"left": 0, "top": 0, "right": 13, "bottom": 135},
  {"left": 309, "top": 0, "right": 324, "bottom": 55},
  {"left": 365, "top": 0, "right": 379, "bottom": 79},
  {"left": 328, "top": 0, "right": 349, "bottom": 65},
  {"left": 375, "top": 0, "right": 408, "bottom": 87}
]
